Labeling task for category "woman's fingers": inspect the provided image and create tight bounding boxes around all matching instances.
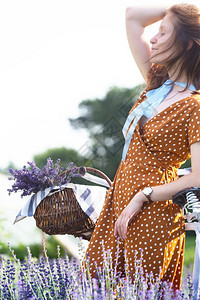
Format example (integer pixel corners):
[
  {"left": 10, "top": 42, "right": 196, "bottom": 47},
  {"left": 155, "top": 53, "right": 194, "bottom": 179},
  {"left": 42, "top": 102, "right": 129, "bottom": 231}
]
[
  {"left": 117, "top": 219, "right": 127, "bottom": 239},
  {"left": 114, "top": 198, "right": 144, "bottom": 239},
  {"left": 114, "top": 212, "right": 130, "bottom": 239}
]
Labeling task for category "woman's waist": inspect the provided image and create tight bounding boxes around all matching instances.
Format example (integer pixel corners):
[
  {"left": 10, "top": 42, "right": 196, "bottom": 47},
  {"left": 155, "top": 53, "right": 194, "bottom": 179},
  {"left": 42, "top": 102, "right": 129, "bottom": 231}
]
[{"left": 121, "top": 160, "right": 178, "bottom": 183}]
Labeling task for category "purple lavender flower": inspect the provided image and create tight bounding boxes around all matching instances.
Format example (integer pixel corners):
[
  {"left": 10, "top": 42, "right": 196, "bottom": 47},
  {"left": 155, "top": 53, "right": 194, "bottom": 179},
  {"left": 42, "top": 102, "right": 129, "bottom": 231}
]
[
  {"left": 0, "top": 241, "right": 198, "bottom": 299},
  {"left": 7, "top": 158, "right": 78, "bottom": 198}
]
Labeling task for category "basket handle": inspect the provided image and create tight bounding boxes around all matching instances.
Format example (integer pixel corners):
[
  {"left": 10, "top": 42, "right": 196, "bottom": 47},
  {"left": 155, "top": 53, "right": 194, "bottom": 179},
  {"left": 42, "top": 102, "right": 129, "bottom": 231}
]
[{"left": 60, "top": 166, "right": 112, "bottom": 187}]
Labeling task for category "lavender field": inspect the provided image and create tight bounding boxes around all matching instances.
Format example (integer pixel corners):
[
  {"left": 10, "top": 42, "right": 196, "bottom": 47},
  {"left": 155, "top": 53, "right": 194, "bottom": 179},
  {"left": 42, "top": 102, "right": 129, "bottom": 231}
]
[{"left": 0, "top": 239, "right": 197, "bottom": 300}]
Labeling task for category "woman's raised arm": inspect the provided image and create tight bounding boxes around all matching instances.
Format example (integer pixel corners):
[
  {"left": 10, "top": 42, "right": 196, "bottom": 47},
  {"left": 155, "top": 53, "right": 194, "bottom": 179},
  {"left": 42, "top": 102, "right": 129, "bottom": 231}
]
[{"left": 125, "top": 6, "right": 166, "bottom": 82}]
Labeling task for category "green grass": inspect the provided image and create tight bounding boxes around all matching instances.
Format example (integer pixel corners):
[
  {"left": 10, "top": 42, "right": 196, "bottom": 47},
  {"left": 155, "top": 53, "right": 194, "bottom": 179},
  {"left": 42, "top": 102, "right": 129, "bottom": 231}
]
[
  {"left": 184, "top": 231, "right": 196, "bottom": 267},
  {"left": 0, "top": 236, "right": 70, "bottom": 261}
]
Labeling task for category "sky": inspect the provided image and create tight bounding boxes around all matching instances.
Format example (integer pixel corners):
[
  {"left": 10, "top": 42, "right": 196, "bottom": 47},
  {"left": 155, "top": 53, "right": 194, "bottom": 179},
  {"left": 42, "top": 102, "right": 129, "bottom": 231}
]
[{"left": 0, "top": 0, "right": 199, "bottom": 169}]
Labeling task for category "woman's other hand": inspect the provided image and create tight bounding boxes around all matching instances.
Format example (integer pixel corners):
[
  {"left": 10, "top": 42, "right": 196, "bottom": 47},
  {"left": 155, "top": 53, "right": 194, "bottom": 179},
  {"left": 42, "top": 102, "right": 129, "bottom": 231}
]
[{"left": 114, "top": 192, "right": 148, "bottom": 239}]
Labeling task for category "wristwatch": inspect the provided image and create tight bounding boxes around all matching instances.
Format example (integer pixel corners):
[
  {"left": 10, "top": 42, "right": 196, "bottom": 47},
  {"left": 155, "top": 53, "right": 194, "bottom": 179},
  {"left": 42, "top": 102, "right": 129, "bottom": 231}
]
[{"left": 142, "top": 187, "right": 153, "bottom": 203}]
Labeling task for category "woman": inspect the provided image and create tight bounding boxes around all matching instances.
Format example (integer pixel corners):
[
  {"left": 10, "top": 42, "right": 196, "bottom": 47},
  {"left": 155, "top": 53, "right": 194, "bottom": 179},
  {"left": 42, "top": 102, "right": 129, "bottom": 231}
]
[{"left": 86, "top": 3, "right": 200, "bottom": 290}]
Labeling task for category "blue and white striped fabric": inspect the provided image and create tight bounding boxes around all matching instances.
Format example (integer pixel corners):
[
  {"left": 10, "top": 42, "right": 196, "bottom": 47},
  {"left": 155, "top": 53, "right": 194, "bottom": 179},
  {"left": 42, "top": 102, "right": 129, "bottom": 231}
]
[
  {"left": 72, "top": 184, "right": 107, "bottom": 222},
  {"left": 122, "top": 79, "right": 196, "bottom": 162},
  {"left": 14, "top": 183, "right": 107, "bottom": 224},
  {"left": 14, "top": 187, "right": 54, "bottom": 224}
]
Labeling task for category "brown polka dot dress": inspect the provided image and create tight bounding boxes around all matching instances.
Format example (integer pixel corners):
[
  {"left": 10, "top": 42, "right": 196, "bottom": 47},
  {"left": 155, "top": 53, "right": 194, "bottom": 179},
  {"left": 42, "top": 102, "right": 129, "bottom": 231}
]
[{"left": 86, "top": 65, "right": 200, "bottom": 290}]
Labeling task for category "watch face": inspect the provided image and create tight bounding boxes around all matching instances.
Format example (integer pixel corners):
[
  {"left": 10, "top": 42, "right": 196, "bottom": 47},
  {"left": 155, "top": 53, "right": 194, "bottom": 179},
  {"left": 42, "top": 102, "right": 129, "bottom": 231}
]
[{"left": 144, "top": 187, "right": 152, "bottom": 195}]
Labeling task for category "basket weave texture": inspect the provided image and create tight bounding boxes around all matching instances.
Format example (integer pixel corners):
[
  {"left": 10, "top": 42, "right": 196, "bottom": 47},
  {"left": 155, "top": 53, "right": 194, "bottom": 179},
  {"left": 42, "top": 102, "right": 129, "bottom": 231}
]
[
  {"left": 34, "top": 187, "right": 95, "bottom": 241},
  {"left": 33, "top": 166, "right": 111, "bottom": 241}
]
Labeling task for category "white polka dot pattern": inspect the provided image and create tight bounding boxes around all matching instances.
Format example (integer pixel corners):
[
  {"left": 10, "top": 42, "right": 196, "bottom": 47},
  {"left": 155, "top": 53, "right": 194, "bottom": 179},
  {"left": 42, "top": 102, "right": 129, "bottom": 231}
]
[{"left": 86, "top": 64, "right": 200, "bottom": 290}]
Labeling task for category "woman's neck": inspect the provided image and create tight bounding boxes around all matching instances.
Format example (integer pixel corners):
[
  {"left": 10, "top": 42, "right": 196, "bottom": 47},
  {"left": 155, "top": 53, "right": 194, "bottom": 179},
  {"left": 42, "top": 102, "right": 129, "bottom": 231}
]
[
  {"left": 168, "top": 71, "right": 187, "bottom": 83},
  {"left": 168, "top": 67, "right": 188, "bottom": 84}
]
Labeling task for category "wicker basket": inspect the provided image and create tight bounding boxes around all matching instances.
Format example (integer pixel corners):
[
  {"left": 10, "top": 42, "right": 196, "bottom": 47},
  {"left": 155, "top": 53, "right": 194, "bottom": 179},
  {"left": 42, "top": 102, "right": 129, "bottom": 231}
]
[{"left": 34, "top": 167, "right": 111, "bottom": 241}]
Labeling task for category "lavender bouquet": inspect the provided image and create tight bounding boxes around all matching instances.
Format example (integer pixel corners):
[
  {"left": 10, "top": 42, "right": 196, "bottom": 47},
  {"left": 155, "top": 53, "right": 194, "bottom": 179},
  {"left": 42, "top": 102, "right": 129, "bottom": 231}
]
[{"left": 8, "top": 158, "right": 78, "bottom": 198}]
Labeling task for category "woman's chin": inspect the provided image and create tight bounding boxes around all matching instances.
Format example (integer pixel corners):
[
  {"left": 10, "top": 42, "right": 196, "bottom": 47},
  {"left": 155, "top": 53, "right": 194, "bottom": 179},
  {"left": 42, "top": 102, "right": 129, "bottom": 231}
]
[
  {"left": 150, "top": 56, "right": 164, "bottom": 65},
  {"left": 150, "top": 58, "right": 159, "bottom": 64}
]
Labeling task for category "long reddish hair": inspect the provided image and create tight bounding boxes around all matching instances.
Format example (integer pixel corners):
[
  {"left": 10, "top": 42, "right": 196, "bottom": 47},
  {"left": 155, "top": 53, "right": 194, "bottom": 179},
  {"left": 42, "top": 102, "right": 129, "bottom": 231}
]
[{"left": 147, "top": 3, "right": 200, "bottom": 94}]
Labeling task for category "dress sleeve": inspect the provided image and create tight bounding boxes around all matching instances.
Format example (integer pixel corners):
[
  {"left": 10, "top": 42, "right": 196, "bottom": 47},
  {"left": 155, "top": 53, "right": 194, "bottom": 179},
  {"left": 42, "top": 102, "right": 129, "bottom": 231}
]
[{"left": 188, "top": 97, "right": 200, "bottom": 146}]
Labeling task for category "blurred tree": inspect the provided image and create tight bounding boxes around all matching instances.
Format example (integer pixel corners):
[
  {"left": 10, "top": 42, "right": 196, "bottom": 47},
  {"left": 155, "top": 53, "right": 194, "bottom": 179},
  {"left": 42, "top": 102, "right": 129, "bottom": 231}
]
[
  {"left": 69, "top": 84, "right": 145, "bottom": 180},
  {"left": 34, "top": 147, "right": 89, "bottom": 169},
  {"left": 33, "top": 147, "right": 93, "bottom": 184}
]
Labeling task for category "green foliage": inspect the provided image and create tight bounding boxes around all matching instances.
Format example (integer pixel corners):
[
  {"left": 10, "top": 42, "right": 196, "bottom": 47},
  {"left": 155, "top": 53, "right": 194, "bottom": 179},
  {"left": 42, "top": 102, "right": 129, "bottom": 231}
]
[
  {"left": 0, "top": 236, "right": 70, "bottom": 261},
  {"left": 184, "top": 231, "right": 195, "bottom": 267},
  {"left": 33, "top": 147, "right": 95, "bottom": 184},
  {"left": 34, "top": 147, "right": 88, "bottom": 169},
  {"left": 180, "top": 157, "right": 191, "bottom": 169},
  {"left": 69, "top": 85, "right": 145, "bottom": 180}
]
